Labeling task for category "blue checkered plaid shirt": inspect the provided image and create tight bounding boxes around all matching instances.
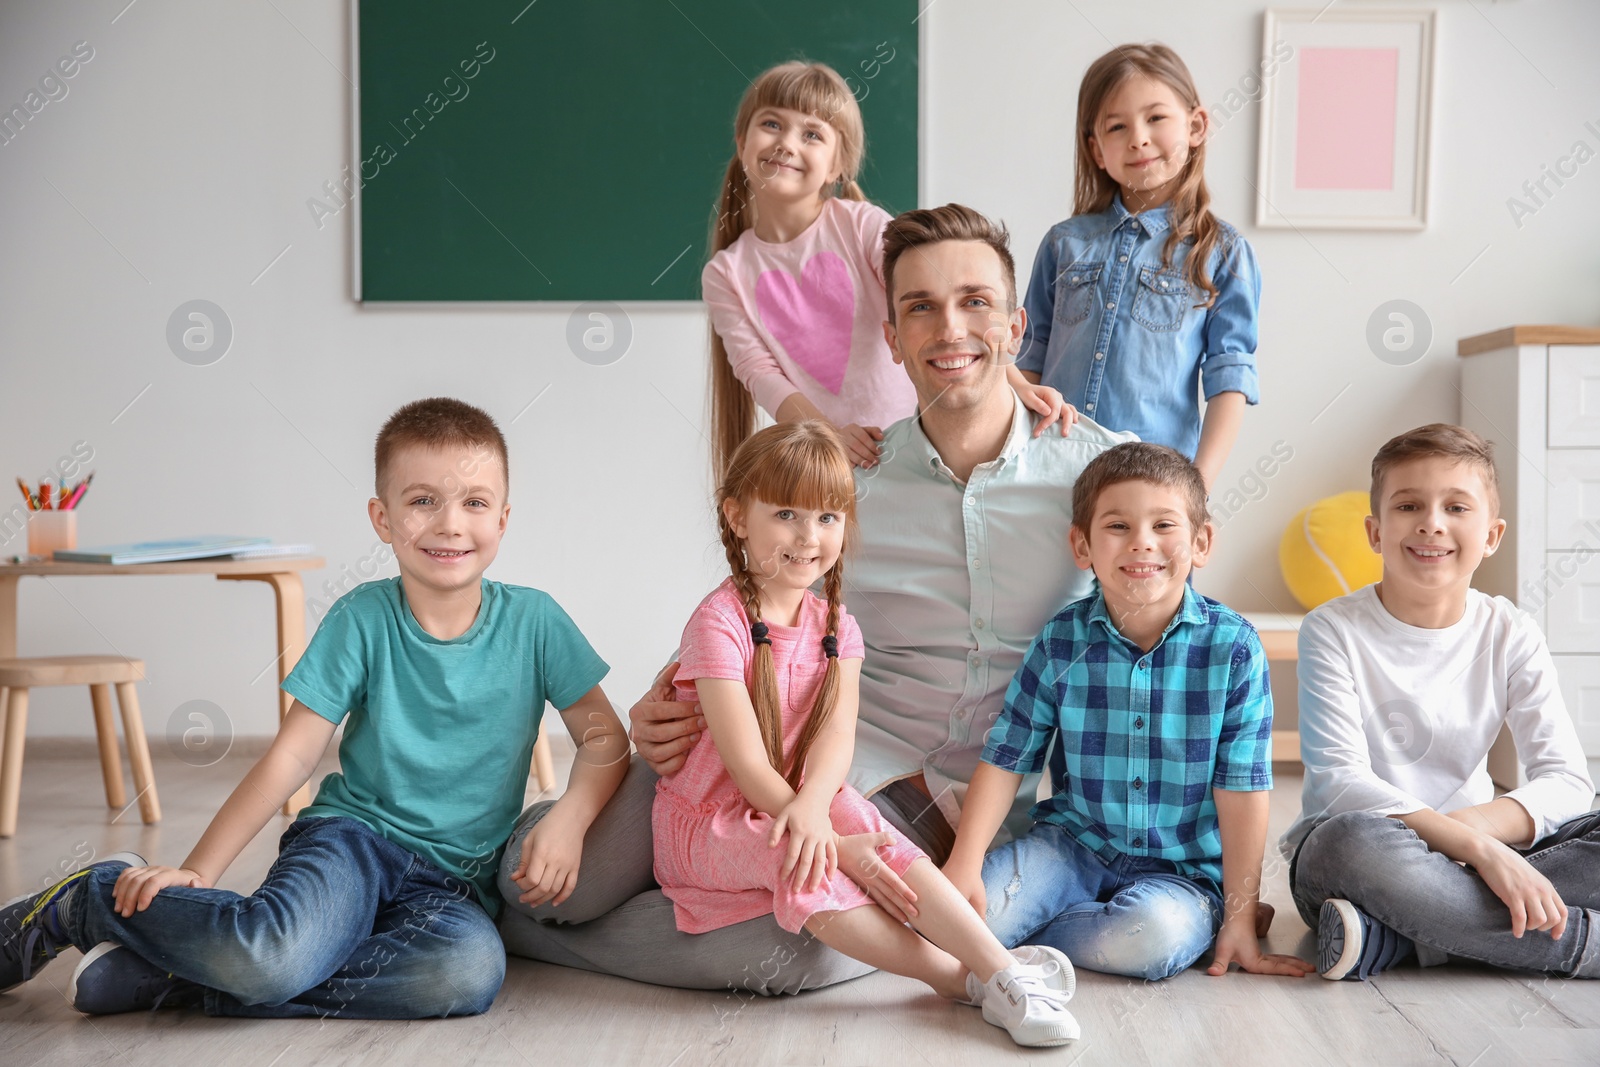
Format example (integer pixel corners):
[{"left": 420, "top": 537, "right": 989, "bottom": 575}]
[{"left": 982, "top": 583, "right": 1273, "bottom": 887}]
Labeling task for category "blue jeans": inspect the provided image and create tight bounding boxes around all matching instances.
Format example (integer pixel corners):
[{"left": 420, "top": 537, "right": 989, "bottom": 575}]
[
  {"left": 981, "top": 822, "right": 1223, "bottom": 980},
  {"left": 1290, "top": 810, "right": 1600, "bottom": 977},
  {"left": 63, "top": 816, "right": 505, "bottom": 1018}
]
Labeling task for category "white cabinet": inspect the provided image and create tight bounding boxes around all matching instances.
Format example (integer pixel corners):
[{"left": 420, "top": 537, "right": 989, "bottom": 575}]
[{"left": 1459, "top": 326, "right": 1600, "bottom": 787}]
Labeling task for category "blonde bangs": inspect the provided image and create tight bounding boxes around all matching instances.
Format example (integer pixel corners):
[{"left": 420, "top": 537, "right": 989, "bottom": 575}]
[{"left": 734, "top": 62, "right": 864, "bottom": 181}]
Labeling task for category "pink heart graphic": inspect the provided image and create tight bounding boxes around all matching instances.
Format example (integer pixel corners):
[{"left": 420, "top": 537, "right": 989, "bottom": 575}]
[{"left": 755, "top": 252, "right": 854, "bottom": 396}]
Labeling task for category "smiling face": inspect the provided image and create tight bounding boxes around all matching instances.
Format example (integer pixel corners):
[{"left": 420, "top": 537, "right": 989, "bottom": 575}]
[
  {"left": 1071, "top": 478, "right": 1211, "bottom": 628},
  {"left": 725, "top": 496, "right": 846, "bottom": 604},
  {"left": 737, "top": 105, "right": 841, "bottom": 207},
  {"left": 882, "top": 238, "right": 1022, "bottom": 418},
  {"left": 1088, "top": 74, "right": 1206, "bottom": 210},
  {"left": 369, "top": 443, "right": 509, "bottom": 599},
  {"left": 1366, "top": 457, "right": 1505, "bottom": 602}
]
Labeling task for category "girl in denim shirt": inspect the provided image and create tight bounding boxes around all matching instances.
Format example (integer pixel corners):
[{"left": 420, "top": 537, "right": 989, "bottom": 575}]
[{"left": 1019, "top": 44, "right": 1260, "bottom": 490}]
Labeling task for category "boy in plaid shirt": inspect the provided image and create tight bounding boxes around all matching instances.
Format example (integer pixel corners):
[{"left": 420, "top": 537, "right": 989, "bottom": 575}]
[{"left": 944, "top": 443, "right": 1311, "bottom": 980}]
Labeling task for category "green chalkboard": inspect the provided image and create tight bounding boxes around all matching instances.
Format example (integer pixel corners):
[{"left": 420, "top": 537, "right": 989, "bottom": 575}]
[{"left": 355, "top": 1, "right": 919, "bottom": 302}]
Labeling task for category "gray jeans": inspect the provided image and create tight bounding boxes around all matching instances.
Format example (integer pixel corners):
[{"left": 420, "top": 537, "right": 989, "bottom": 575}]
[
  {"left": 496, "top": 758, "right": 958, "bottom": 995},
  {"left": 1290, "top": 809, "right": 1600, "bottom": 977}
]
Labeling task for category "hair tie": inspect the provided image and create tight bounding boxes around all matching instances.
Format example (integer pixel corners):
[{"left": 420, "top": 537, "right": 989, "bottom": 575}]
[
  {"left": 751, "top": 621, "right": 771, "bottom": 646},
  {"left": 822, "top": 635, "right": 839, "bottom": 659}
]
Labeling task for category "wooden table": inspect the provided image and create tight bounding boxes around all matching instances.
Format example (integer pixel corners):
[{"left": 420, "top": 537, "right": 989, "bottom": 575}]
[
  {"left": 1244, "top": 612, "right": 1305, "bottom": 764},
  {"left": 0, "top": 557, "right": 324, "bottom": 814}
]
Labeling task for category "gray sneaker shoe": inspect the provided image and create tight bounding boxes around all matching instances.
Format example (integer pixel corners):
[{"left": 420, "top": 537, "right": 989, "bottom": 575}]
[
  {"left": 0, "top": 851, "right": 145, "bottom": 993},
  {"left": 1319, "top": 898, "right": 1413, "bottom": 981}
]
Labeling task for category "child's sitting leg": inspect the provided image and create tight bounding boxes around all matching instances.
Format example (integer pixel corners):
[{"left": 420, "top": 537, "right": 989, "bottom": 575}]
[
  {"left": 981, "top": 823, "right": 1220, "bottom": 981},
  {"left": 1292, "top": 810, "right": 1600, "bottom": 979},
  {"left": 11, "top": 817, "right": 504, "bottom": 1017}
]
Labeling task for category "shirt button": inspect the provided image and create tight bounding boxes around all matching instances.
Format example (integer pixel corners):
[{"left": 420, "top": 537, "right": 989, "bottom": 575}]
[
  {"left": 975, "top": 618, "right": 986, "bottom": 630},
  {"left": 1094, "top": 351, "right": 1104, "bottom": 361},
  {"left": 1070, "top": 275, "right": 1080, "bottom": 283},
  {"left": 1159, "top": 279, "right": 1168, "bottom": 288},
  {"left": 972, "top": 559, "right": 981, "bottom": 569},
  {"left": 1086, "top": 403, "right": 1095, "bottom": 412},
  {"left": 1118, "top": 255, "right": 1128, "bottom": 263},
  {"left": 1133, "top": 777, "right": 1143, "bottom": 790},
  {"left": 965, "top": 496, "right": 975, "bottom": 507},
  {"left": 1138, "top": 660, "right": 1149, "bottom": 671},
  {"left": 1134, "top": 716, "right": 1144, "bottom": 729},
  {"left": 1106, "top": 301, "right": 1116, "bottom": 310},
  {"left": 1132, "top": 836, "right": 1144, "bottom": 849},
  {"left": 956, "top": 707, "right": 968, "bottom": 720}
]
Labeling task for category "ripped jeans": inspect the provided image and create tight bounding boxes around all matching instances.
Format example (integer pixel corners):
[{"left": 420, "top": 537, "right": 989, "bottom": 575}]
[{"left": 981, "top": 821, "right": 1223, "bottom": 980}]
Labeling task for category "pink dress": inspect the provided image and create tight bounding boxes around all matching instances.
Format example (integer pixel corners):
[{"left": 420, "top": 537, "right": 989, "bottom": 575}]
[{"left": 653, "top": 579, "right": 926, "bottom": 934}]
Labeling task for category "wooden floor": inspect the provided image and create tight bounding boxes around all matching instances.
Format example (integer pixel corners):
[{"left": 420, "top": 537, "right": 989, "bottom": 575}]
[{"left": 2, "top": 746, "right": 1597, "bottom": 1067}]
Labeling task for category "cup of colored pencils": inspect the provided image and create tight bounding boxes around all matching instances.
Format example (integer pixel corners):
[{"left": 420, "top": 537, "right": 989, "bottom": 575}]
[{"left": 17, "top": 472, "right": 92, "bottom": 558}]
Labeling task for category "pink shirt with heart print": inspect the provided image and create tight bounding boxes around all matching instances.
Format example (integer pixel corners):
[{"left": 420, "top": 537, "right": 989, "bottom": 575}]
[{"left": 703, "top": 197, "right": 919, "bottom": 431}]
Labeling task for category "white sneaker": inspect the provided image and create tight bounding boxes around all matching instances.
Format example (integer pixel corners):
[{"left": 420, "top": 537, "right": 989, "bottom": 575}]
[
  {"left": 960, "top": 945, "right": 1077, "bottom": 1005},
  {"left": 1009, "top": 944, "right": 1076, "bottom": 1001},
  {"left": 980, "top": 965, "right": 1081, "bottom": 1048}
]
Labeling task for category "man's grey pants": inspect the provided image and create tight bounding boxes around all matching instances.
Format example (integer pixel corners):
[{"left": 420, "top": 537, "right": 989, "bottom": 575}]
[{"left": 497, "top": 757, "right": 957, "bottom": 995}]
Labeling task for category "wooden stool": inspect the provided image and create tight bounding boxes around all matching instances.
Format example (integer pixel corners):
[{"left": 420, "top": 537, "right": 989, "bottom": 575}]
[
  {"left": 530, "top": 725, "right": 556, "bottom": 793},
  {"left": 0, "top": 655, "right": 161, "bottom": 837}
]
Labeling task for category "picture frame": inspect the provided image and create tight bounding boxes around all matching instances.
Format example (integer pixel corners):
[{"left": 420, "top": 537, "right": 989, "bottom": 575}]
[{"left": 1255, "top": 8, "right": 1436, "bottom": 230}]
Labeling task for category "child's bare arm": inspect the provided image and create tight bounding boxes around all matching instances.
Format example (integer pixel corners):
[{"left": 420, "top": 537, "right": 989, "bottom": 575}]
[
  {"left": 1208, "top": 788, "right": 1313, "bottom": 977},
  {"left": 694, "top": 678, "right": 798, "bottom": 816},
  {"left": 511, "top": 685, "right": 630, "bottom": 908},
  {"left": 1396, "top": 807, "right": 1568, "bottom": 939},
  {"left": 552, "top": 684, "right": 630, "bottom": 823},
  {"left": 1192, "top": 390, "right": 1246, "bottom": 491},
  {"left": 791, "top": 658, "right": 861, "bottom": 809},
  {"left": 113, "top": 702, "right": 336, "bottom": 915},
  {"left": 943, "top": 760, "right": 1024, "bottom": 914}
]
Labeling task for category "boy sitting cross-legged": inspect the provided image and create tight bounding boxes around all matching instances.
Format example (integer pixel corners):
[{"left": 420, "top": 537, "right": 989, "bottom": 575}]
[
  {"left": 945, "top": 442, "right": 1311, "bottom": 981},
  {"left": 1286, "top": 423, "right": 1598, "bottom": 980},
  {"left": 1, "top": 397, "right": 630, "bottom": 1017}
]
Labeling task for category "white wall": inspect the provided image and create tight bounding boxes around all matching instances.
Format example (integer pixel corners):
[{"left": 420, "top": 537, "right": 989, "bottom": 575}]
[{"left": 3, "top": 1, "right": 1596, "bottom": 742}]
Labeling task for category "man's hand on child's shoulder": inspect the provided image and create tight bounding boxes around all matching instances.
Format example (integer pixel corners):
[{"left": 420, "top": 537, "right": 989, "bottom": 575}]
[
  {"left": 629, "top": 661, "right": 705, "bottom": 776},
  {"left": 112, "top": 865, "right": 206, "bottom": 918}
]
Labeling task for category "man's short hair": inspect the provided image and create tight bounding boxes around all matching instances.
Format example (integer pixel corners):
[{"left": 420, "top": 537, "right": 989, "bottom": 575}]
[
  {"left": 881, "top": 204, "right": 1017, "bottom": 321},
  {"left": 374, "top": 397, "right": 509, "bottom": 499},
  {"left": 1369, "top": 423, "right": 1499, "bottom": 516},
  {"left": 1071, "top": 442, "right": 1209, "bottom": 536}
]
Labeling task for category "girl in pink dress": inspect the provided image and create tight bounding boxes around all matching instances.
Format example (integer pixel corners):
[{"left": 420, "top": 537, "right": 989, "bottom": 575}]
[{"left": 652, "top": 421, "right": 1081, "bottom": 1048}]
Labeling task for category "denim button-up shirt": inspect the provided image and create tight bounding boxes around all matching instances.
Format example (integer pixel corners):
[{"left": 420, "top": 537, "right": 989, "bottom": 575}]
[
  {"left": 1018, "top": 195, "right": 1261, "bottom": 459},
  {"left": 845, "top": 396, "right": 1135, "bottom": 841}
]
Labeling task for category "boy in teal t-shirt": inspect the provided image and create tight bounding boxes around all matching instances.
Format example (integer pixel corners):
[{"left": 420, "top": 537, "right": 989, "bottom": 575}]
[{"left": 1, "top": 398, "right": 630, "bottom": 1019}]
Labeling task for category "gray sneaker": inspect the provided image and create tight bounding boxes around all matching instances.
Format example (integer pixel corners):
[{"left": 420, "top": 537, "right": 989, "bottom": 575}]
[{"left": 0, "top": 851, "right": 145, "bottom": 993}]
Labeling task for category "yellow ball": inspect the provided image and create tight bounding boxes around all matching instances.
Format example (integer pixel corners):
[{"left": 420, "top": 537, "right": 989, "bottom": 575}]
[{"left": 1280, "top": 491, "right": 1382, "bottom": 611}]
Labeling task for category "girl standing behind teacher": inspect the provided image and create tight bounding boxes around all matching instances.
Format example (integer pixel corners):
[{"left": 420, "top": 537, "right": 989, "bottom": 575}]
[
  {"left": 706, "top": 61, "right": 1068, "bottom": 478},
  {"left": 1019, "top": 44, "right": 1261, "bottom": 490}
]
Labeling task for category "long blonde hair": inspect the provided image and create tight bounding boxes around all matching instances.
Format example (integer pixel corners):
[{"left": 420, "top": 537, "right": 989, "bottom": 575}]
[
  {"left": 716, "top": 421, "right": 858, "bottom": 789},
  {"left": 1074, "top": 44, "right": 1223, "bottom": 307},
  {"left": 708, "top": 62, "right": 868, "bottom": 482}
]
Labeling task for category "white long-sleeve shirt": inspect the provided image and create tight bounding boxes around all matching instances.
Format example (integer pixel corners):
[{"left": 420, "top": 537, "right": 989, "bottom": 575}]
[{"left": 1281, "top": 584, "right": 1594, "bottom": 858}]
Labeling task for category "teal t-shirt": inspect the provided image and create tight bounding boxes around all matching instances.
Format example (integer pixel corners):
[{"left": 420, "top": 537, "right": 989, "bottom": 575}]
[{"left": 283, "top": 577, "right": 608, "bottom": 916}]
